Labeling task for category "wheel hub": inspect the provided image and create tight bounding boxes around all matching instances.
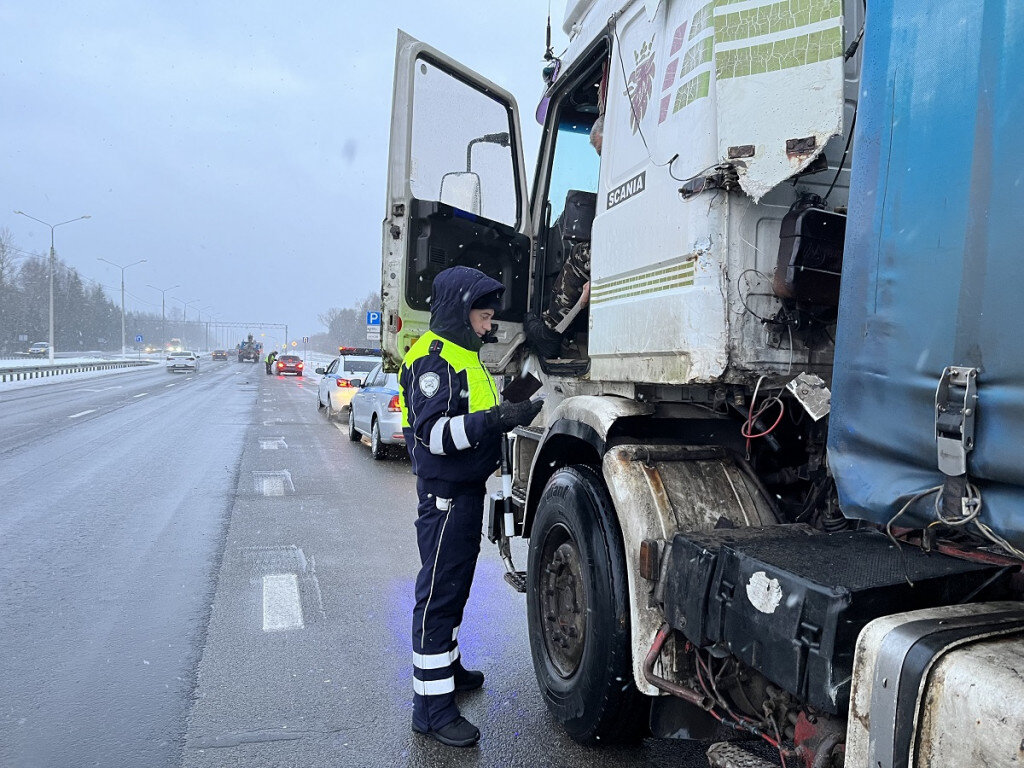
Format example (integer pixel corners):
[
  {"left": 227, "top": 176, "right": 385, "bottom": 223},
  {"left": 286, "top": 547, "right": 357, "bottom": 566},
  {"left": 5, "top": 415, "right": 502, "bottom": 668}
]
[{"left": 539, "top": 531, "right": 587, "bottom": 678}]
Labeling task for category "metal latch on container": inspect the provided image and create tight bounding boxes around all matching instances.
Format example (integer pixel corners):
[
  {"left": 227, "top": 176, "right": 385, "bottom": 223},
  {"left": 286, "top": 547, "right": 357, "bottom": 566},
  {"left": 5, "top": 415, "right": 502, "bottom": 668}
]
[{"left": 934, "top": 366, "right": 978, "bottom": 476}]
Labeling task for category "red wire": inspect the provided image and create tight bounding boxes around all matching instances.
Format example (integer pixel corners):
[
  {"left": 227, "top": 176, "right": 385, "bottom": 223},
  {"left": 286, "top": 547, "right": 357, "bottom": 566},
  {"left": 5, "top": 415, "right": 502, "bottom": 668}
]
[{"left": 742, "top": 398, "right": 785, "bottom": 439}]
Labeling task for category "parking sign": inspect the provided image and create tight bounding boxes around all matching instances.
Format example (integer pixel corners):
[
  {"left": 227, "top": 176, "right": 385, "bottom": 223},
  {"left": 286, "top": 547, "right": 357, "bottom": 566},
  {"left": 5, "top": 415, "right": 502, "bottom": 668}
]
[{"left": 366, "top": 311, "right": 381, "bottom": 326}]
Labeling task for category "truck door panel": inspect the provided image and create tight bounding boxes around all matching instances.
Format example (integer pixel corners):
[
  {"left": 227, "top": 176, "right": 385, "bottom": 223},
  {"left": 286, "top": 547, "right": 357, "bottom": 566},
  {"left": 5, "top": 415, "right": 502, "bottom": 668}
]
[{"left": 382, "top": 31, "right": 531, "bottom": 371}]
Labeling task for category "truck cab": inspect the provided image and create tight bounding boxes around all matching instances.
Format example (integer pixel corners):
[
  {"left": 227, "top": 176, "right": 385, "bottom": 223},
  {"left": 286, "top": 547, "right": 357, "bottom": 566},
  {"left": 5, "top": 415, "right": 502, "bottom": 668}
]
[{"left": 382, "top": 2, "right": 1024, "bottom": 766}]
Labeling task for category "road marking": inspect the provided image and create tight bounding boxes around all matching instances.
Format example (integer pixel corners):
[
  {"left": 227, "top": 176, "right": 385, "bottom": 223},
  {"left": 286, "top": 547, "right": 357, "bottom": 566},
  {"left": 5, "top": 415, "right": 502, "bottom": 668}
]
[
  {"left": 260, "top": 438, "right": 288, "bottom": 450},
  {"left": 68, "top": 409, "right": 96, "bottom": 419},
  {"left": 133, "top": 392, "right": 148, "bottom": 398},
  {"left": 165, "top": 383, "right": 175, "bottom": 388},
  {"left": 262, "top": 574, "right": 304, "bottom": 632},
  {"left": 253, "top": 470, "right": 295, "bottom": 496}
]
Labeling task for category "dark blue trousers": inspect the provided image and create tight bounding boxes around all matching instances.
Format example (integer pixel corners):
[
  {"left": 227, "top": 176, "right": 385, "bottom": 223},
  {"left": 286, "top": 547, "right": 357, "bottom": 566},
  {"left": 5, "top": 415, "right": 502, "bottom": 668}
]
[{"left": 411, "top": 481, "right": 484, "bottom": 730}]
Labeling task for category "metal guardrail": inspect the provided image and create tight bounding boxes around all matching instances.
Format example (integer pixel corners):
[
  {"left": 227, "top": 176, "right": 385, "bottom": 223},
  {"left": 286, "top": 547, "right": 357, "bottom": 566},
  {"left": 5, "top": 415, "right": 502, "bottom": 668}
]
[{"left": 0, "top": 360, "right": 157, "bottom": 383}]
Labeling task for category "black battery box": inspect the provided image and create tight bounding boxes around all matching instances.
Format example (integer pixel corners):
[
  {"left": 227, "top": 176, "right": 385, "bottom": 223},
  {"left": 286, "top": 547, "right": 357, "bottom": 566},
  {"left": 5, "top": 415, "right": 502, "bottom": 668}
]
[
  {"left": 664, "top": 526, "right": 1008, "bottom": 713},
  {"left": 663, "top": 524, "right": 821, "bottom": 647}
]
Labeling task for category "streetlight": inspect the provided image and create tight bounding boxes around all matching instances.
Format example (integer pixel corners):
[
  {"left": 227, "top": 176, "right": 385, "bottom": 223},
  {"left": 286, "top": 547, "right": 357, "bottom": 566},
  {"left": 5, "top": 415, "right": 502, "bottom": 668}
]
[
  {"left": 12, "top": 210, "right": 90, "bottom": 364},
  {"left": 98, "top": 257, "right": 147, "bottom": 356},
  {"left": 147, "top": 283, "right": 179, "bottom": 348},
  {"left": 170, "top": 297, "right": 199, "bottom": 348},
  {"left": 197, "top": 306, "right": 214, "bottom": 352}
]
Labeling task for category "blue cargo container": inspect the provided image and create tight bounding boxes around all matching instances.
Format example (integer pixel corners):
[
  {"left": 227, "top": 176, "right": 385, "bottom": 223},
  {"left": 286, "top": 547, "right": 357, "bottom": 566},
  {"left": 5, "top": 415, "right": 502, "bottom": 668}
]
[{"left": 829, "top": 0, "right": 1024, "bottom": 548}]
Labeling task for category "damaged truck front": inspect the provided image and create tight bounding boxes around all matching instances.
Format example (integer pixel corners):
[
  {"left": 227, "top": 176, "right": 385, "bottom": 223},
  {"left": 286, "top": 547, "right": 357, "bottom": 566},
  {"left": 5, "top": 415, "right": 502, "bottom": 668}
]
[{"left": 381, "top": 1, "right": 1024, "bottom": 766}]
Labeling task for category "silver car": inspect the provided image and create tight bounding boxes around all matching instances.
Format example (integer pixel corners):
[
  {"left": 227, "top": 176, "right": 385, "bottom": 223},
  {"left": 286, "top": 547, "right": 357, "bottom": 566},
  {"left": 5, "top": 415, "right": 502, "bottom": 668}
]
[{"left": 347, "top": 363, "right": 406, "bottom": 460}]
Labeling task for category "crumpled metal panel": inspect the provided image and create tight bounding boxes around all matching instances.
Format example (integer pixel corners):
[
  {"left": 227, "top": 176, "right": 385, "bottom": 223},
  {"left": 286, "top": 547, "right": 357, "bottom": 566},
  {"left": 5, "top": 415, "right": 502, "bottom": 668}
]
[{"left": 828, "top": 0, "right": 1024, "bottom": 546}]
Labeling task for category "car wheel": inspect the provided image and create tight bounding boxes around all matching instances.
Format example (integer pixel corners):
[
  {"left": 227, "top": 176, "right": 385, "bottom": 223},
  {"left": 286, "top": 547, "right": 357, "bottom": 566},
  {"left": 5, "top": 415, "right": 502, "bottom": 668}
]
[
  {"left": 370, "top": 419, "right": 387, "bottom": 460},
  {"left": 526, "top": 465, "right": 649, "bottom": 745},
  {"left": 347, "top": 408, "right": 361, "bottom": 441},
  {"left": 326, "top": 397, "right": 335, "bottom": 421},
  {"left": 297, "top": 373, "right": 303, "bottom": 377},
  {"left": 317, "top": 391, "right": 324, "bottom": 409}
]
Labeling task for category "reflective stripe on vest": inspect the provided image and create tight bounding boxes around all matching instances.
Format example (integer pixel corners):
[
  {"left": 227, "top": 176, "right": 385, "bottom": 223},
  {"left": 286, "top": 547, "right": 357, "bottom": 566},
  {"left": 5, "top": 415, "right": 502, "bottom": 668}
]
[{"left": 399, "top": 330, "right": 499, "bottom": 429}]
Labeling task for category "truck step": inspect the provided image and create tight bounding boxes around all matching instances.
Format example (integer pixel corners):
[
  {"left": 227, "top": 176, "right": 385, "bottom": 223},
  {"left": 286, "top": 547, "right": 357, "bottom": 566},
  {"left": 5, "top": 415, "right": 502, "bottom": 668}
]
[
  {"left": 503, "top": 570, "right": 527, "bottom": 593},
  {"left": 706, "top": 742, "right": 777, "bottom": 768}
]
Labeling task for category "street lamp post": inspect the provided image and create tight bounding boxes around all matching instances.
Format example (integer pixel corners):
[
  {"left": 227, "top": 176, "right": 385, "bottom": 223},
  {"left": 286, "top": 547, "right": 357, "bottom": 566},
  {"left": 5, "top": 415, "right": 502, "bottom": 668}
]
[
  {"left": 12, "top": 210, "right": 90, "bottom": 364},
  {"left": 197, "top": 307, "right": 215, "bottom": 352},
  {"left": 171, "top": 297, "right": 199, "bottom": 349},
  {"left": 98, "top": 258, "right": 147, "bottom": 356},
  {"left": 147, "top": 283, "right": 179, "bottom": 348}
]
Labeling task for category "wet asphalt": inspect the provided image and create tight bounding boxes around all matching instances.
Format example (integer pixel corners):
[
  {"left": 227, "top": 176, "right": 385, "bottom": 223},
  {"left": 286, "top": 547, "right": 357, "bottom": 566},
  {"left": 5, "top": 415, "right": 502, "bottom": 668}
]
[{"left": 1, "top": 361, "right": 723, "bottom": 767}]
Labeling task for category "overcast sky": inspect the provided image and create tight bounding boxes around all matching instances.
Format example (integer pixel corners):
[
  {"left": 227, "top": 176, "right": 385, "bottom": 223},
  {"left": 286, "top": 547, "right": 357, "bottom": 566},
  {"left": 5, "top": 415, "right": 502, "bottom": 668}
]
[{"left": 2, "top": 1, "right": 567, "bottom": 339}]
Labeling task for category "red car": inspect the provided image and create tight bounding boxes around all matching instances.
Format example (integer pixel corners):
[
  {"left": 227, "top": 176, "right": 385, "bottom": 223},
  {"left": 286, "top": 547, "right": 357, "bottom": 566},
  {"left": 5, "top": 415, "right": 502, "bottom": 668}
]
[{"left": 275, "top": 354, "right": 304, "bottom": 376}]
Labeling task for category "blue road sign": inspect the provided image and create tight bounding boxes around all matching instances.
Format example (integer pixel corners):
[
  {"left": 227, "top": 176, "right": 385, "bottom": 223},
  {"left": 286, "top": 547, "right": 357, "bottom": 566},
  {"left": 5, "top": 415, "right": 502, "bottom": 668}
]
[
  {"left": 366, "top": 311, "right": 381, "bottom": 326},
  {"left": 135, "top": 335, "right": 144, "bottom": 343}
]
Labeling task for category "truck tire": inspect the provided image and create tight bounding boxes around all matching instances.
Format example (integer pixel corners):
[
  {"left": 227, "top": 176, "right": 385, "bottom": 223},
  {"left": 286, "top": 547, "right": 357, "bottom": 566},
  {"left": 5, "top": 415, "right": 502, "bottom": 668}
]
[{"left": 526, "top": 465, "right": 648, "bottom": 744}]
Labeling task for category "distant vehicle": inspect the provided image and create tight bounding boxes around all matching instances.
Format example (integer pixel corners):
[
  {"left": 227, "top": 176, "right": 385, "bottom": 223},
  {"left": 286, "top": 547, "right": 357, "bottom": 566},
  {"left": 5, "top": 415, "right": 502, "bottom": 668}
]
[
  {"left": 211, "top": 350, "right": 228, "bottom": 360},
  {"left": 347, "top": 363, "right": 406, "bottom": 460},
  {"left": 27, "top": 342, "right": 51, "bottom": 356},
  {"left": 315, "top": 347, "right": 380, "bottom": 419},
  {"left": 237, "top": 334, "right": 262, "bottom": 363},
  {"left": 166, "top": 351, "right": 199, "bottom": 373},
  {"left": 274, "top": 354, "right": 304, "bottom": 376},
  {"left": 165, "top": 338, "right": 184, "bottom": 353}
]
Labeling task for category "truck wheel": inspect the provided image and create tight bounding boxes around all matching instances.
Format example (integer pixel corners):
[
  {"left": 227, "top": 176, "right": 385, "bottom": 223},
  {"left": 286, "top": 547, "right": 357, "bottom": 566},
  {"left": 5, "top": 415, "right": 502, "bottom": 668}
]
[{"left": 527, "top": 465, "right": 648, "bottom": 744}]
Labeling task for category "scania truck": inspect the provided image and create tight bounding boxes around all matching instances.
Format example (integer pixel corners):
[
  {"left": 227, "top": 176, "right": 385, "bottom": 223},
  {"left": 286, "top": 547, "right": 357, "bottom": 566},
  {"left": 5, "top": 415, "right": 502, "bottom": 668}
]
[{"left": 381, "top": 1, "right": 1024, "bottom": 765}]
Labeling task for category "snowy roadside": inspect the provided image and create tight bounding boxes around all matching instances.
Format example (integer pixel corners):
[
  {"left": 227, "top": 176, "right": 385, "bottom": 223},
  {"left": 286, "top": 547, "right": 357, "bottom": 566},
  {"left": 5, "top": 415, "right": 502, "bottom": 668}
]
[
  {"left": 0, "top": 354, "right": 158, "bottom": 368},
  {"left": 0, "top": 360, "right": 161, "bottom": 394}
]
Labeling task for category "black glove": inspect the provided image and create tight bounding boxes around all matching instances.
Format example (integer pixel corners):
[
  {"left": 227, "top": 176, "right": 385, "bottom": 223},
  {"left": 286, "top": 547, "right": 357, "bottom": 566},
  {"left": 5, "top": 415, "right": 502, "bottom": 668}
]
[{"left": 492, "top": 398, "right": 543, "bottom": 431}]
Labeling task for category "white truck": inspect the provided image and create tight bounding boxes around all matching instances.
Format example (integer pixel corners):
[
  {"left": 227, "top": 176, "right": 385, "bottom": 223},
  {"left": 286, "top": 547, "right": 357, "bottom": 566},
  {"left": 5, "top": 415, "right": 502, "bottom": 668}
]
[{"left": 381, "top": 1, "right": 1024, "bottom": 766}]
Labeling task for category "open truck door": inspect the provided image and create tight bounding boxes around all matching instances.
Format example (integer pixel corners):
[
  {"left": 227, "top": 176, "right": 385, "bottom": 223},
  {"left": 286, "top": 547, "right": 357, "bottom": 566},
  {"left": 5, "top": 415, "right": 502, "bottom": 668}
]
[{"left": 381, "top": 30, "right": 532, "bottom": 372}]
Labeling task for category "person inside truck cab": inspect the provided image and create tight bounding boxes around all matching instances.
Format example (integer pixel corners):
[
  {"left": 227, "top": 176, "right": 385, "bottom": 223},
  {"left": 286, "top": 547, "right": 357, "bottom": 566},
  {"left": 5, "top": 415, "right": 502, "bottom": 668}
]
[{"left": 524, "top": 113, "right": 603, "bottom": 360}]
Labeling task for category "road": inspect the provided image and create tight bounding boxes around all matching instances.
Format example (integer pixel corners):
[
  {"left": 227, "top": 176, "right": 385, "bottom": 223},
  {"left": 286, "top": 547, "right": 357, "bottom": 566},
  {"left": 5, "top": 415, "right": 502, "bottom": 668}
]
[{"left": 0, "top": 359, "right": 720, "bottom": 767}]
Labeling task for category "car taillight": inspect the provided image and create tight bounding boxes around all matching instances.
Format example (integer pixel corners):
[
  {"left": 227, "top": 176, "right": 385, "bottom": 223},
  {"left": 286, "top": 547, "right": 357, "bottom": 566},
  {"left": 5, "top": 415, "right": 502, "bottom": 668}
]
[
  {"left": 336, "top": 379, "right": 349, "bottom": 388},
  {"left": 388, "top": 395, "right": 401, "bottom": 412},
  {"left": 297, "top": 362, "right": 303, "bottom": 369}
]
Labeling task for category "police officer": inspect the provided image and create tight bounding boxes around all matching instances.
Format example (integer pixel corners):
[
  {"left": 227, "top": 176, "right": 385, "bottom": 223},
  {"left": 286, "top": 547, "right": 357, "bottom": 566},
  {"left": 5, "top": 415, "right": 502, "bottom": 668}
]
[
  {"left": 265, "top": 348, "right": 278, "bottom": 375},
  {"left": 400, "top": 266, "right": 542, "bottom": 747}
]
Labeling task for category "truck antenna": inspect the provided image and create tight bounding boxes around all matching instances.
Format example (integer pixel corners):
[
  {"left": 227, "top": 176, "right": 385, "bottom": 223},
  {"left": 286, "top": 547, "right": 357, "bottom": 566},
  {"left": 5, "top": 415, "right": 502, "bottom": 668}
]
[{"left": 543, "top": 2, "right": 554, "bottom": 61}]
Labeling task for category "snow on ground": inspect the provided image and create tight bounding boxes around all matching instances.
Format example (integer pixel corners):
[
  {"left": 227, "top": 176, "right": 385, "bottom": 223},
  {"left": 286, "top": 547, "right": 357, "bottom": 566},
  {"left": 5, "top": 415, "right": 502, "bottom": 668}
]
[{"left": 0, "top": 356, "right": 163, "bottom": 393}]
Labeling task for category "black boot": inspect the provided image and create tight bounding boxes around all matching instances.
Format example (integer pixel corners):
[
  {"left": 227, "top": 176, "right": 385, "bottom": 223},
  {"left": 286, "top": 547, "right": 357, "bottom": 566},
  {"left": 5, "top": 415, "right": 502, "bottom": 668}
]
[
  {"left": 523, "top": 312, "right": 563, "bottom": 360},
  {"left": 453, "top": 663, "right": 484, "bottom": 692},
  {"left": 413, "top": 715, "right": 481, "bottom": 747}
]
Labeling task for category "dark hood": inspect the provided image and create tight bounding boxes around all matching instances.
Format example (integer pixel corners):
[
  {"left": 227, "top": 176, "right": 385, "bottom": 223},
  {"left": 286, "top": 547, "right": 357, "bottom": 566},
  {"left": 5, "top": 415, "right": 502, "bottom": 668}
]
[{"left": 429, "top": 266, "right": 504, "bottom": 352}]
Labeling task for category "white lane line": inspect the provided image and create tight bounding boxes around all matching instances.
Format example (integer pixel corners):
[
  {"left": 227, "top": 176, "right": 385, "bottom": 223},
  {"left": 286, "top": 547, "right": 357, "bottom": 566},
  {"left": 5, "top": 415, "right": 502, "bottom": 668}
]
[
  {"left": 68, "top": 409, "right": 96, "bottom": 419},
  {"left": 260, "top": 438, "right": 288, "bottom": 450},
  {"left": 262, "top": 574, "right": 304, "bottom": 632},
  {"left": 133, "top": 392, "right": 148, "bottom": 398},
  {"left": 165, "top": 384, "right": 175, "bottom": 388}
]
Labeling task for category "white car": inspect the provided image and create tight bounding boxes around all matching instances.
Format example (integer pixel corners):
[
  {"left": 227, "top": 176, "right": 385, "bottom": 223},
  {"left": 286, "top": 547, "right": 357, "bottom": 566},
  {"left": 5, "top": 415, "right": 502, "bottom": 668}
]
[
  {"left": 315, "top": 349, "right": 380, "bottom": 419},
  {"left": 27, "top": 342, "right": 51, "bottom": 356},
  {"left": 166, "top": 350, "right": 199, "bottom": 373}
]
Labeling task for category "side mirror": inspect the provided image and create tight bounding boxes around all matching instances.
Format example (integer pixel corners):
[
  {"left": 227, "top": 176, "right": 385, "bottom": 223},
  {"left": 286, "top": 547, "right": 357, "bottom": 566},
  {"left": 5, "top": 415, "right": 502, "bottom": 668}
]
[
  {"left": 350, "top": 378, "right": 363, "bottom": 388},
  {"left": 439, "top": 171, "right": 481, "bottom": 215},
  {"left": 315, "top": 367, "right": 325, "bottom": 375}
]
